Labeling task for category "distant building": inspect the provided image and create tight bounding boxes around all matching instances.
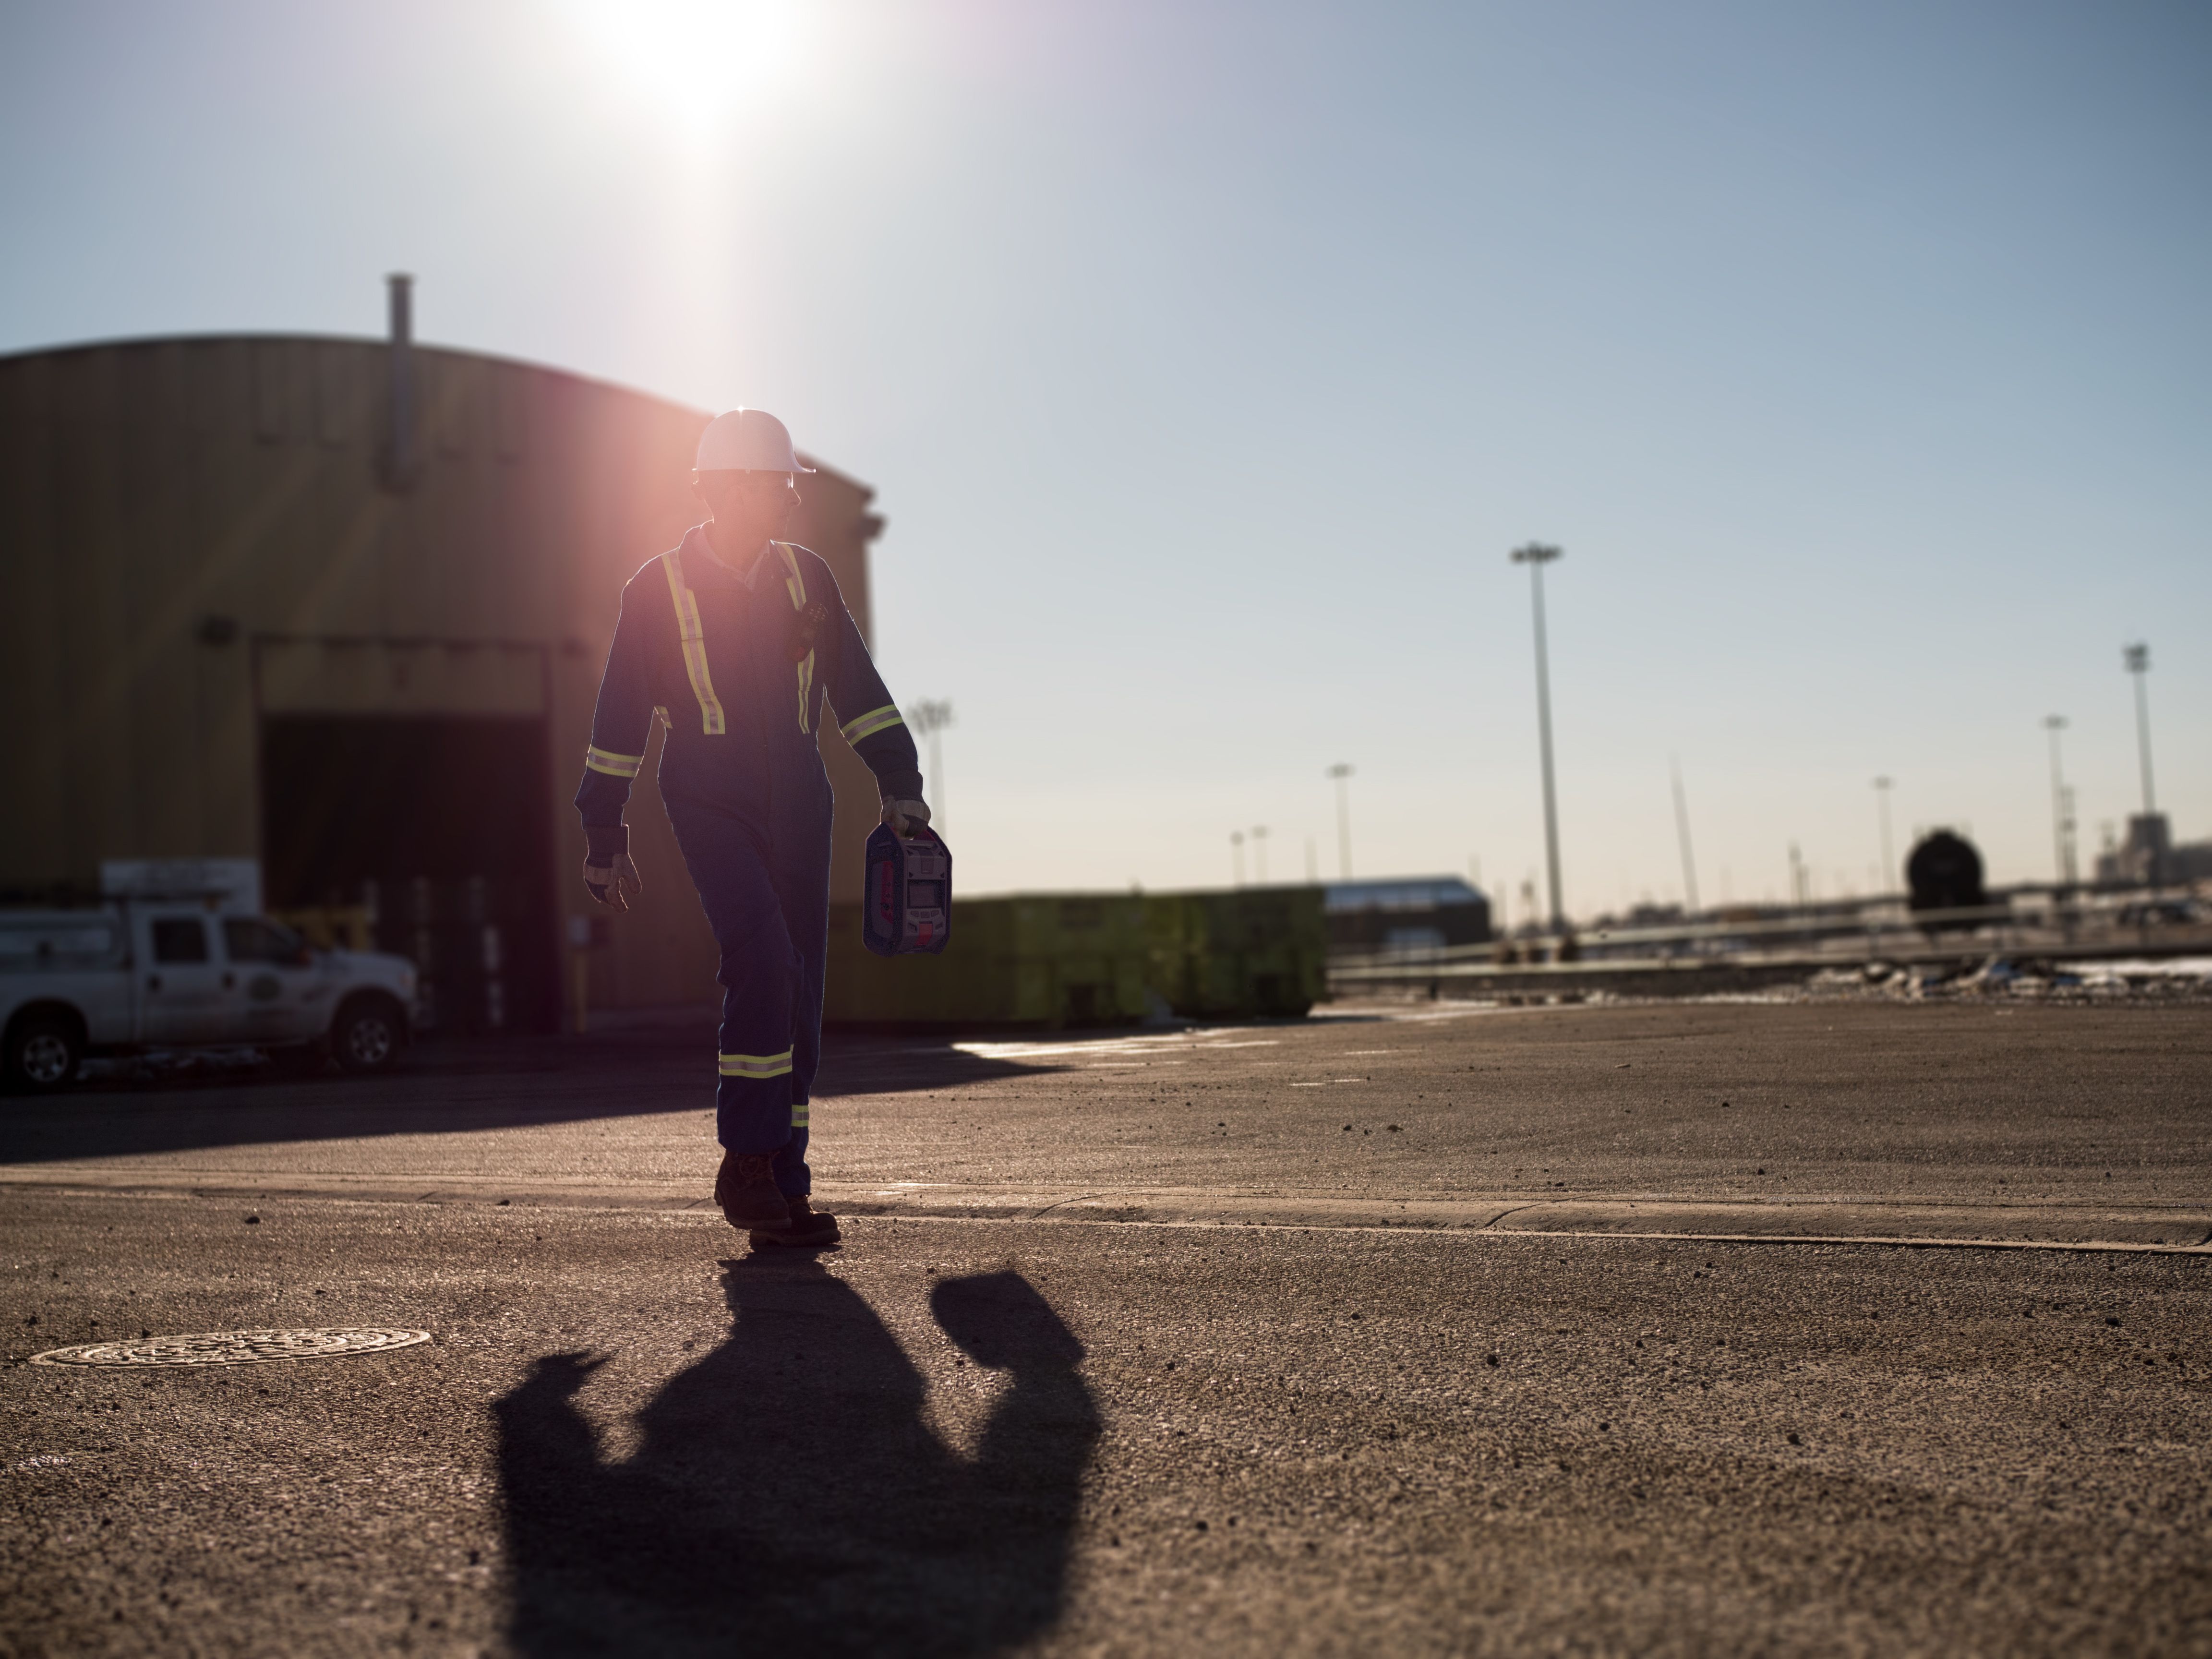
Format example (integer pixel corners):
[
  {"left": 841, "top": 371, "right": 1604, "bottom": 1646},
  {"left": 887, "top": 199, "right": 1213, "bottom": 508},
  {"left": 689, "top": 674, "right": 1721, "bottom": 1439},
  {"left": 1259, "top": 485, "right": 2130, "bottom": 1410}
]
[
  {"left": 2095, "top": 814, "right": 2212, "bottom": 885},
  {"left": 0, "top": 313, "right": 889, "bottom": 1033},
  {"left": 1323, "top": 877, "right": 1491, "bottom": 955}
]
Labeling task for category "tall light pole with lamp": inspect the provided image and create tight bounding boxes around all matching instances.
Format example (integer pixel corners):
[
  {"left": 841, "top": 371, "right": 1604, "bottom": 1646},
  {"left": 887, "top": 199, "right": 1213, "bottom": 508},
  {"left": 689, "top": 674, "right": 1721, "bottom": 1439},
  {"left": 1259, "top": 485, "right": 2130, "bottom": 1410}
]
[
  {"left": 906, "top": 700, "right": 954, "bottom": 835},
  {"left": 2042, "top": 715, "right": 2077, "bottom": 889},
  {"left": 1325, "top": 764, "right": 1355, "bottom": 880},
  {"left": 1669, "top": 755, "right": 1701, "bottom": 914},
  {"left": 2123, "top": 643, "right": 2157, "bottom": 815},
  {"left": 1872, "top": 776, "right": 1896, "bottom": 891},
  {"left": 2123, "top": 643, "right": 2160, "bottom": 885},
  {"left": 1511, "top": 543, "right": 1566, "bottom": 932}
]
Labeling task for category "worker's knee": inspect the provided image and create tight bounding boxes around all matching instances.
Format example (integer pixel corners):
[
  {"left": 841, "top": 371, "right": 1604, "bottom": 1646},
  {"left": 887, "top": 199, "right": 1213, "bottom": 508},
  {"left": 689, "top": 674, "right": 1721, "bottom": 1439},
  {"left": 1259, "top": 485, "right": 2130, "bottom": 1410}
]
[{"left": 715, "top": 929, "right": 801, "bottom": 990}]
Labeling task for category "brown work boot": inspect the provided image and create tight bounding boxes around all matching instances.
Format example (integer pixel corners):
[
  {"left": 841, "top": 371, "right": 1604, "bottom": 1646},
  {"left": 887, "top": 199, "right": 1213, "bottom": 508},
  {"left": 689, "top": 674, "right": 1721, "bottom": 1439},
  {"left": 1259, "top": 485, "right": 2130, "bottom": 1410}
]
[
  {"left": 749, "top": 1197, "right": 841, "bottom": 1250},
  {"left": 715, "top": 1150, "right": 791, "bottom": 1234}
]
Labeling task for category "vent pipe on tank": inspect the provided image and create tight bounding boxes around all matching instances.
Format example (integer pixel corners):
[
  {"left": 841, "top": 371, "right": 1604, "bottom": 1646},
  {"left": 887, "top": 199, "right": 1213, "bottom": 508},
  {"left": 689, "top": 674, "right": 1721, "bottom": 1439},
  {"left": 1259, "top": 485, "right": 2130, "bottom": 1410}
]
[{"left": 383, "top": 272, "right": 419, "bottom": 493}]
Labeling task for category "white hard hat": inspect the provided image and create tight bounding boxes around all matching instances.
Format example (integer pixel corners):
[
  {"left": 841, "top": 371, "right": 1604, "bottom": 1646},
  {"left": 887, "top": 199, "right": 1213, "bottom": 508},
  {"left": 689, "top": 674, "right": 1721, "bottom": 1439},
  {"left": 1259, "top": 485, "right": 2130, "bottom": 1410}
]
[{"left": 693, "top": 408, "right": 814, "bottom": 474}]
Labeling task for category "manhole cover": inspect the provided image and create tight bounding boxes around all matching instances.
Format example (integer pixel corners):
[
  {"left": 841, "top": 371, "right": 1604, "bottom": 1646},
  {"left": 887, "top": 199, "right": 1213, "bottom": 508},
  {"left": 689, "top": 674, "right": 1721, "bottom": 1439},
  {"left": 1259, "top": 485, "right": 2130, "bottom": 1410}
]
[{"left": 30, "top": 1327, "right": 431, "bottom": 1368}]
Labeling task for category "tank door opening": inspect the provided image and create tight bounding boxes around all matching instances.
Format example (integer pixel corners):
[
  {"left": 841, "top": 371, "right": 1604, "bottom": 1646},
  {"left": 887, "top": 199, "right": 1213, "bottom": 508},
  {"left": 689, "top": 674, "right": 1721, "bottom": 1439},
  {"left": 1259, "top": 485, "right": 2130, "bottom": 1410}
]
[{"left": 259, "top": 715, "right": 561, "bottom": 1036}]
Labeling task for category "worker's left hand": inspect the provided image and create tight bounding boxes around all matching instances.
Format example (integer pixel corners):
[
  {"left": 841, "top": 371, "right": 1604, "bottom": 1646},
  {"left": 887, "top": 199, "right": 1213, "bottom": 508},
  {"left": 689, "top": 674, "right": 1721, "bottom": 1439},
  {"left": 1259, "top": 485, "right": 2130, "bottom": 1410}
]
[
  {"left": 583, "top": 852, "right": 643, "bottom": 910},
  {"left": 881, "top": 799, "right": 931, "bottom": 839}
]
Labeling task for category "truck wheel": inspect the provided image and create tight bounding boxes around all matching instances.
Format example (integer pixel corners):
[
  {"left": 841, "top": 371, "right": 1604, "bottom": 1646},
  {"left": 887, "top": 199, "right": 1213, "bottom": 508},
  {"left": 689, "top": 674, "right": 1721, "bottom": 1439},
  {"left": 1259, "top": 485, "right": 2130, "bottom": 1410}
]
[
  {"left": 331, "top": 997, "right": 405, "bottom": 1074},
  {"left": 4, "top": 1015, "right": 84, "bottom": 1094}
]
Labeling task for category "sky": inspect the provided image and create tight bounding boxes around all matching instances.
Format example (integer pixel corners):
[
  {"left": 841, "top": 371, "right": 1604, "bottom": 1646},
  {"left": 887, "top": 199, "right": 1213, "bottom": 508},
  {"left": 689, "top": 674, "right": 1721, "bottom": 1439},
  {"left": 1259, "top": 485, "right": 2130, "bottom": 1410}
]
[{"left": 4, "top": 0, "right": 2207, "bottom": 915}]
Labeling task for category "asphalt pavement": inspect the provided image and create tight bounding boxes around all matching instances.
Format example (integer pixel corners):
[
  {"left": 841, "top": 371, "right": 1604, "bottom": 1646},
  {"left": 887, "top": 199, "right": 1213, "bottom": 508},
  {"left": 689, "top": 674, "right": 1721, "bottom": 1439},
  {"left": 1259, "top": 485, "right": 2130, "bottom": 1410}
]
[{"left": 2, "top": 998, "right": 2208, "bottom": 1656}]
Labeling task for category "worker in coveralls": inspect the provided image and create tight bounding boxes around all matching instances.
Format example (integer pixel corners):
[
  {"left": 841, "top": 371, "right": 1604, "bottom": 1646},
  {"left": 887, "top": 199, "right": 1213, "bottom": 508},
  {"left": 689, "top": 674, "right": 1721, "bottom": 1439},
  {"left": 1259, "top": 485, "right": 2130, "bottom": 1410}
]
[{"left": 575, "top": 409, "right": 928, "bottom": 1247}]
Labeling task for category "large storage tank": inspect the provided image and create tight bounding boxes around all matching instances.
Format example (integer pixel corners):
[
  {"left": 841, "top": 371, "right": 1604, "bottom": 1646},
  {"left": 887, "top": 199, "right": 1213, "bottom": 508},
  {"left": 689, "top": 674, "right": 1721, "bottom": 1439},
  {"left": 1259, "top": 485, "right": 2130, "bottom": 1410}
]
[
  {"left": 0, "top": 300, "right": 890, "bottom": 1033},
  {"left": 1906, "top": 830, "right": 1987, "bottom": 915}
]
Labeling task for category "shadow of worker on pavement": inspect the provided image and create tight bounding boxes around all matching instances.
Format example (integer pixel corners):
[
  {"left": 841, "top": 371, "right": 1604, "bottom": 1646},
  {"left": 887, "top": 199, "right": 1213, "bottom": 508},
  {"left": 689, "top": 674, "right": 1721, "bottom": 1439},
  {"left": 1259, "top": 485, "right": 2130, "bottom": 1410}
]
[{"left": 494, "top": 1258, "right": 1100, "bottom": 1657}]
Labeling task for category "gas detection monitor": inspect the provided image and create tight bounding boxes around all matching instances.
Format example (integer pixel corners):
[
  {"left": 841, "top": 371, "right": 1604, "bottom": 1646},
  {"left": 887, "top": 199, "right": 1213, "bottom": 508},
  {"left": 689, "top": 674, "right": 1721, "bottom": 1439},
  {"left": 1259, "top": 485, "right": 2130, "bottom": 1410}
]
[{"left": 862, "top": 825, "right": 952, "bottom": 956}]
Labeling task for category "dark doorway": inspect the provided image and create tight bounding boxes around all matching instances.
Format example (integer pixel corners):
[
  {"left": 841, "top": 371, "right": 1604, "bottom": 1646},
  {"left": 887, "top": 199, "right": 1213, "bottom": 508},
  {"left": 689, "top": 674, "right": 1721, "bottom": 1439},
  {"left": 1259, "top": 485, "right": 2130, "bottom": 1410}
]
[{"left": 259, "top": 715, "right": 562, "bottom": 1035}]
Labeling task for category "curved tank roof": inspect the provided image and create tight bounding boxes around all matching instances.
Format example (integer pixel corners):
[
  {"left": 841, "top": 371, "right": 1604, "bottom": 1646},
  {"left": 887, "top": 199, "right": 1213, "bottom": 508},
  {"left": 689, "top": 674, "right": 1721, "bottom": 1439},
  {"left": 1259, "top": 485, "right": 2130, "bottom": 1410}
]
[
  {"left": 0, "top": 330, "right": 861, "bottom": 484},
  {"left": 0, "top": 325, "right": 889, "bottom": 959}
]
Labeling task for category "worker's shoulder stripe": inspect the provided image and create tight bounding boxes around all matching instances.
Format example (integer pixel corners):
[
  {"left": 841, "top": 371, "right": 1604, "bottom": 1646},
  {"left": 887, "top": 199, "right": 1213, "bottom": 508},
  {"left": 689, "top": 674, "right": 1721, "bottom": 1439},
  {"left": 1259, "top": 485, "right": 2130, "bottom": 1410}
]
[
  {"left": 660, "top": 550, "right": 726, "bottom": 735},
  {"left": 770, "top": 542, "right": 817, "bottom": 734},
  {"left": 659, "top": 551, "right": 699, "bottom": 636},
  {"left": 771, "top": 541, "right": 807, "bottom": 610},
  {"left": 839, "top": 704, "right": 904, "bottom": 743},
  {"left": 584, "top": 745, "right": 644, "bottom": 778}
]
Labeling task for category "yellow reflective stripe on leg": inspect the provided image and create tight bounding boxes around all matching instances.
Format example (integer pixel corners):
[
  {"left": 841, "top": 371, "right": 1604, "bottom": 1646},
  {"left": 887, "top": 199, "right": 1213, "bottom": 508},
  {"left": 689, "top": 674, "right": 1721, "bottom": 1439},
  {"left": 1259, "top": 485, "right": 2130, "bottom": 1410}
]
[
  {"left": 791, "top": 1102, "right": 810, "bottom": 1129},
  {"left": 717, "top": 1049, "right": 794, "bottom": 1079},
  {"left": 796, "top": 648, "right": 814, "bottom": 734},
  {"left": 660, "top": 551, "right": 726, "bottom": 735},
  {"left": 584, "top": 745, "right": 643, "bottom": 778},
  {"left": 839, "top": 704, "right": 904, "bottom": 743}
]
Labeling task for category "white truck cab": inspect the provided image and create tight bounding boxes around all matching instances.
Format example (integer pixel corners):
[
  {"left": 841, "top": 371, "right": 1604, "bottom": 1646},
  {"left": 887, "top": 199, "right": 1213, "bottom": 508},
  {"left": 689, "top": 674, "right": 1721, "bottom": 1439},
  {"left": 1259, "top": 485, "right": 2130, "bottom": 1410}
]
[{"left": 0, "top": 860, "right": 420, "bottom": 1092}]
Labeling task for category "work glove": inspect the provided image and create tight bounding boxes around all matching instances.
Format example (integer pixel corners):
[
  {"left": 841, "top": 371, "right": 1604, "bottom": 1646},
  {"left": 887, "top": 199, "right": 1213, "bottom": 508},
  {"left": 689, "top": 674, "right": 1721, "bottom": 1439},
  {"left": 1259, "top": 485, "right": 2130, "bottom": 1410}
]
[
  {"left": 582, "top": 853, "right": 643, "bottom": 911},
  {"left": 881, "top": 799, "right": 931, "bottom": 840}
]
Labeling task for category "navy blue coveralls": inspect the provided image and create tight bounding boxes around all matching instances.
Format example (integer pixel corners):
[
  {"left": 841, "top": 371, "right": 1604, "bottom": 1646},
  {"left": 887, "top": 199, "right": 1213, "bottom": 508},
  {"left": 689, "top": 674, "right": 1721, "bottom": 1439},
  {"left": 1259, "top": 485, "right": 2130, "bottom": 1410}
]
[{"left": 574, "top": 527, "right": 921, "bottom": 1197}]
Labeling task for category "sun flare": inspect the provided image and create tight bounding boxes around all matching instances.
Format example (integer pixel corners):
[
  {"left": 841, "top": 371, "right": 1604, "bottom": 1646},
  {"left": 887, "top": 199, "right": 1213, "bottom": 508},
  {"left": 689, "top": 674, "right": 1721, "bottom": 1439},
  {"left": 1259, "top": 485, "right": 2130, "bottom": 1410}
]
[{"left": 564, "top": 0, "right": 817, "bottom": 120}]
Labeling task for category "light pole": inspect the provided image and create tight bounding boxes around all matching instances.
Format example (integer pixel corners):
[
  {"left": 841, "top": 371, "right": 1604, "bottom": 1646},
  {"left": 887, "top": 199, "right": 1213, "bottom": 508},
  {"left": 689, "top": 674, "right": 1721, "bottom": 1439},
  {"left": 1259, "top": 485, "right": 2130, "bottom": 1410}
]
[
  {"left": 1250, "top": 826, "right": 1269, "bottom": 884},
  {"left": 906, "top": 699, "right": 954, "bottom": 834},
  {"left": 1325, "top": 764, "right": 1354, "bottom": 881},
  {"left": 1511, "top": 543, "right": 1566, "bottom": 931},
  {"left": 2124, "top": 642, "right": 2159, "bottom": 886},
  {"left": 1229, "top": 831, "right": 1245, "bottom": 888},
  {"left": 1872, "top": 776, "right": 1896, "bottom": 890},
  {"left": 2123, "top": 644, "right": 2156, "bottom": 816},
  {"left": 1669, "top": 755, "right": 1701, "bottom": 914},
  {"left": 2043, "top": 716, "right": 2077, "bottom": 888},
  {"left": 384, "top": 274, "right": 419, "bottom": 493}
]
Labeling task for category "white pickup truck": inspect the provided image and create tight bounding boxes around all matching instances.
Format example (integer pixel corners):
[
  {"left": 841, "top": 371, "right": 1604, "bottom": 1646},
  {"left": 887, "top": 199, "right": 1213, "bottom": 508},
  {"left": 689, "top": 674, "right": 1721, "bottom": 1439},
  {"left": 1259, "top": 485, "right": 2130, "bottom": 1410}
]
[{"left": 1, "top": 898, "right": 420, "bottom": 1092}]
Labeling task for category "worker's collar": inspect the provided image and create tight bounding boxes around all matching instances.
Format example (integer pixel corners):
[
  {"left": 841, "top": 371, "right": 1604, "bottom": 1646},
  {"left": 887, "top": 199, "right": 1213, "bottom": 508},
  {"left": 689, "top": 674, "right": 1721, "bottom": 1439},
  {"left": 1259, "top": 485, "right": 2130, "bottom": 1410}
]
[{"left": 686, "top": 523, "right": 777, "bottom": 590}]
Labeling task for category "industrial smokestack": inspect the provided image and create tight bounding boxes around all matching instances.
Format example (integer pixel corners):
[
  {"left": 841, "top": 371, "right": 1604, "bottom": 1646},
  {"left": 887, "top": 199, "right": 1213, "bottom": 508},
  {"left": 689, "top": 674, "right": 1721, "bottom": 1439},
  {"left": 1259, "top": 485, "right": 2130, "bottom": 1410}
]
[{"left": 384, "top": 272, "right": 418, "bottom": 493}]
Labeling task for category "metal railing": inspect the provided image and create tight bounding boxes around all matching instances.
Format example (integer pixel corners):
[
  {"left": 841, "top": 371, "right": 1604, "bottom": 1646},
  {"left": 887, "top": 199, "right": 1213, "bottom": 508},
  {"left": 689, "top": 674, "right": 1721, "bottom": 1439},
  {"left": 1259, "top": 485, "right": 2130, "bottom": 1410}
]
[{"left": 1328, "top": 888, "right": 2211, "bottom": 986}]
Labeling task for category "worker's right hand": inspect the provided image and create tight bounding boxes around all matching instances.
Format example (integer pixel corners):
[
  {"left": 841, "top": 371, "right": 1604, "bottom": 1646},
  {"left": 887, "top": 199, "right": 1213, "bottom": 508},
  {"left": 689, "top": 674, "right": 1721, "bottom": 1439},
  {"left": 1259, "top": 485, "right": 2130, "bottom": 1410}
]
[
  {"left": 882, "top": 798, "right": 931, "bottom": 840},
  {"left": 583, "top": 853, "right": 643, "bottom": 911}
]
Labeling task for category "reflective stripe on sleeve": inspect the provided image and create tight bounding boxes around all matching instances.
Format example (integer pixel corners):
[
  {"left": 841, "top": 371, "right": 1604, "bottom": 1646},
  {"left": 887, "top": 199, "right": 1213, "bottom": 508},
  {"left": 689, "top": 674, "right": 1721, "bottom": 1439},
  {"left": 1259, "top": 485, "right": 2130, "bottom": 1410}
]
[
  {"left": 660, "top": 551, "right": 726, "bottom": 735},
  {"left": 791, "top": 1101, "right": 810, "bottom": 1129},
  {"left": 583, "top": 745, "right": 643, "bottom": 778},
  {"left": 717, "top": 1049, "right": 794, "bottom": 1080},
  {"left": 839, "top": 704, "right": 904, "bottom": 743}
]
